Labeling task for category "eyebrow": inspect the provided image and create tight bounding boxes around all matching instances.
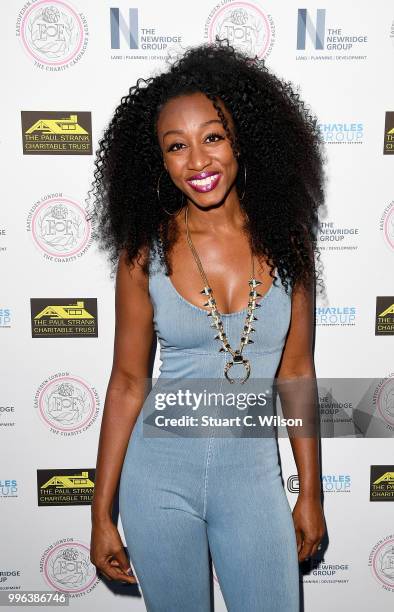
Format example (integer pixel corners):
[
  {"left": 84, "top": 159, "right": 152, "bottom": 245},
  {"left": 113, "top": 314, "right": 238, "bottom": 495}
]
[{"left": 161, "top": 119, "right": 223, "bottom": 140}]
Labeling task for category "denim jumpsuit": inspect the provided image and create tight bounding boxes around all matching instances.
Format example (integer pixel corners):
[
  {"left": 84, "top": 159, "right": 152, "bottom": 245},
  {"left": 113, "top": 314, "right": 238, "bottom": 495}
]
[{"left": 119, "top": 244, "right": 300, "bottom": 611}]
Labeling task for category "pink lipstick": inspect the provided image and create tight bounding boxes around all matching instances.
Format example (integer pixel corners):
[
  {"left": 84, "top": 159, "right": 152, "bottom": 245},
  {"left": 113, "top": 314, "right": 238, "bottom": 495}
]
[{"left": 186, "top": 171, "right": 222, "bottom": 193}]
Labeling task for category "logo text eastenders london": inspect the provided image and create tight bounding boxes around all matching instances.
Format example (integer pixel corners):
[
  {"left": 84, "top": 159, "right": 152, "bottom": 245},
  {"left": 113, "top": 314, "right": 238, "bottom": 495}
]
[
  {"left": 16, "top": 0, "right": 89, "bottom": 70},
  {"left": 205, "top": 2, "right": 275, "bottom": 60}
]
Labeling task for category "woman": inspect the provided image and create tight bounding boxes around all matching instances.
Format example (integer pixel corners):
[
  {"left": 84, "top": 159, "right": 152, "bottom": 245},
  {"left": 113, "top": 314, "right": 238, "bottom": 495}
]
[{"left": 88, "top": 40, "right": 326, "bottom": 611}]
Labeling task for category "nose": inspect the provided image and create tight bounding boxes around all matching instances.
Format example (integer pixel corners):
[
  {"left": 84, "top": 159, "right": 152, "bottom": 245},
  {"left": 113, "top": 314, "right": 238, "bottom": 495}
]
[{"left": 187, "top": 143, "right": 211, "bottom": 171}]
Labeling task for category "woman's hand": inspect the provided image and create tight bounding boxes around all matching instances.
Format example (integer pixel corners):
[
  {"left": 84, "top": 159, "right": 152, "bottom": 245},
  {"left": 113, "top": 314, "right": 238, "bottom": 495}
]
[
  {"left": 90, "top": 517, "right": 138, "bottom": 584},
  {"left": 292, "top": 495, "right": 326, "bottom": 563}
]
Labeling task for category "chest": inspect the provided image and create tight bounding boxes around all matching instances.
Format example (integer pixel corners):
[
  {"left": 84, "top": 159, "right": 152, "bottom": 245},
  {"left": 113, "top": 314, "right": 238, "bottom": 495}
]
[{"left": 149, "top": 261, "right": 292, "bottom": 355}]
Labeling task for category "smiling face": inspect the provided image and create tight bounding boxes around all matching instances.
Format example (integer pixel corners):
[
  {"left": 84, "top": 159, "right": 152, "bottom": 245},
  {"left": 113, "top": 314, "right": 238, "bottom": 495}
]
[{"left": 156, "top": 92, "right": 239, "bottom": 207}]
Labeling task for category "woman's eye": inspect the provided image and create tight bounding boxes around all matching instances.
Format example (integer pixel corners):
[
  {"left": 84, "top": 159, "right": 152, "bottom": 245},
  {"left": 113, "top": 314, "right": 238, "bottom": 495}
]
[
  {"left": 205, "top": 132, "right": 224, "bottom": 143},
  {"left": 166, "top": 133, "right": 224, "bottom": 152},
  {"left": 167, "top": 142, "right": 185, "bottom": 152}
]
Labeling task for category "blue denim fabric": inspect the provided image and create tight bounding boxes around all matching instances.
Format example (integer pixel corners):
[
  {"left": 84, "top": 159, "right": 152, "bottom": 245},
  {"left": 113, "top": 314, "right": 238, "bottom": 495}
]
[{"left": 119, "top": 245, "right": 300, "bottom": 611}]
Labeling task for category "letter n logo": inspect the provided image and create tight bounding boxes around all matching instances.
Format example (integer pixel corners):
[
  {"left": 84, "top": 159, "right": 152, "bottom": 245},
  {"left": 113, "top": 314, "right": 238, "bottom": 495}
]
[
  {"left": 110, "top": 8, "right": 138, "bottom": 49},
  {"left": 297, "top": 8, "right": 325, "bottom": 50}
]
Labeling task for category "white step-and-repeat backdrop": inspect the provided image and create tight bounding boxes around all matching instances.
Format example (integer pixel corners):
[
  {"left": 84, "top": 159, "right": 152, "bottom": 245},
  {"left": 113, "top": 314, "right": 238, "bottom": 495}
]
[{"left": 1, "top": 1, "right": 394, "bottom": 610}]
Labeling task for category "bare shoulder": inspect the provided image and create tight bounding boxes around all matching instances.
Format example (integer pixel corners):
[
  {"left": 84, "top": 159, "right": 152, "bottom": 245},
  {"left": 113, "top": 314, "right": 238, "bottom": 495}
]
[{"left": 117, "top": 244, "right": 150, "bottom": 285}]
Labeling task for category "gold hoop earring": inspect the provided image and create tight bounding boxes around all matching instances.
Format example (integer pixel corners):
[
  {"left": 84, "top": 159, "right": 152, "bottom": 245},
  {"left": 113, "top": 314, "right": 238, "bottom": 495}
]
[
  {"left": 238, "top": 161, "right": 247, "bottom": 201},
  {"left": 156, "top": 170, "right": 185, "bottom": 216}
]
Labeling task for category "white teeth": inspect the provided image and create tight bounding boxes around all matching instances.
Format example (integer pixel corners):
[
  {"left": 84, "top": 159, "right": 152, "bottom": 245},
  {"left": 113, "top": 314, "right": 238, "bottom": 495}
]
[{"left": 189, "top": 174, "right": 218, "bottom": 186}]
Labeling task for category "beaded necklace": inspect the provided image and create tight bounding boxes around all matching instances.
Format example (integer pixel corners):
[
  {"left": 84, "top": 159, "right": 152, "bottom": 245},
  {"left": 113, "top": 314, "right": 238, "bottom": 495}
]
[{"left": 184, "top": 205, "right": 263, "bottom": 384}]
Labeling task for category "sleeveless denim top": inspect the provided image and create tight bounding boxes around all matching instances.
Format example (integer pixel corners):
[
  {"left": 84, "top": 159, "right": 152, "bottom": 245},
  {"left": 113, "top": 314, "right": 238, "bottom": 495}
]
[{"left": 148, "top": 243, "right": 292, "bottom": 381}]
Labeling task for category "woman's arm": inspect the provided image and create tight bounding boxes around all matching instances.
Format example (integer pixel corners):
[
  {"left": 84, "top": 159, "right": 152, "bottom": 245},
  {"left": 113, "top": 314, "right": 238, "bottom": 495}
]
[
  {"left": 92, "top": 247, "right": 154, "bottom": 521},
  {"left": 276, "top": 280, "right": 326, "bottom": 562},
  {"left": 90, "top": 247, "right": 154, "bottom": 580}
]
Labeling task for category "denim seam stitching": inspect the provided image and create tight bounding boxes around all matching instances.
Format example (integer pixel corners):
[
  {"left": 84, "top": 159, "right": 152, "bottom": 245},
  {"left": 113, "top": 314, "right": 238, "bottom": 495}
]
[{"left": 202, "top": 436, "right": 213, "bottom": 521}]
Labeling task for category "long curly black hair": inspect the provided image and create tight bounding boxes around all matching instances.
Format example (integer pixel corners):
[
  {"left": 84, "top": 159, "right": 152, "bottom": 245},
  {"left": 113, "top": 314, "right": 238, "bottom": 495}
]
[{"left": 86, "top": 38, "right": 326, "bottom": 294}]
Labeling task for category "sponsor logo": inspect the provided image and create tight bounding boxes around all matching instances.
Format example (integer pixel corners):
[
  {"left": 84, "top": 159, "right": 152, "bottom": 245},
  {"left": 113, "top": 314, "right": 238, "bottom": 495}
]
[
  {"left": 287, "top": 473, "right": 351, "bottom": 494},
  {"left": 0, "top": 569, "right": 21, "bottom": 588},
  {"left": 369, "top": 534, "right": 394, "bottom": 591},
  {"left": 315, "top": 306, "right": 356, "bottom": 326},
  {"left": 317, "top": 122, "right": 363, "bottom": 145},
  {"left": 0, "top": 479, "right": 18, "bottom": 498},
  {"left": 380, "top": 201, "right": 394, "bottom": 251},
  {"left": 318, "top": 220, "right": 359, "bottom": 251},
  {"left": 0, "top": 405, "right": 16, "bottom": 429},
  {"left": 21, "top": 111, "right": 92, "bottom": 155},
  {"left": 40, "top": 539, "right": 99, "bottom": 595},
  {"left": 205, "top": 1, "right": 275, "bottom": 59},
  {"left": 109, "top": 7, "right": 183, "bottom": 61},
  {"left": 302, "top": 557, "right": 350, "bottom": 584},
  {"left": 30, "top": 298, "right": 98, "bottom": 338},
  {"left": 383, "top": 112, "right": 394, "bottom": 155},
  {"left": 319, "top": 389, "right": 354, "bottom": 429},
  {"left": 37, "top": 469, "right": 95, "bottom": 505},
  {"left": 375, "top": 297, "right": 394, "bottom": 336},
  {"left": 0, "top": 308, "right": 11, "bottom": 328},
  {"left": 27, "top": 193, "right": 93, "bottom": 261},
  {"left": 372, "top": 375, "right": 394, "bottom": 430},
  {"left": 0, "top": 227, "right": 7, "bottom": 253},
  {"left": 34, "top": 372, "right": 100, "bottom": 435},
  {"left": 16, "top": 0, "right": 88, "bottom": 70},
  {"left": 370, "top": 466, "right": 394, "bottom": 501},
  {"left": 296, "top": 8, "right": 367, "bottom": 61}
]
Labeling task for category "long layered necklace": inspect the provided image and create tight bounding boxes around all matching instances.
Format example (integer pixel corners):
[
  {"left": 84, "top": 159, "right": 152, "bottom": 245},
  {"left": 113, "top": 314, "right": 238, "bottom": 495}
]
[{"left": 184, "top": 206, "right": 263, "bottom": 384}]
